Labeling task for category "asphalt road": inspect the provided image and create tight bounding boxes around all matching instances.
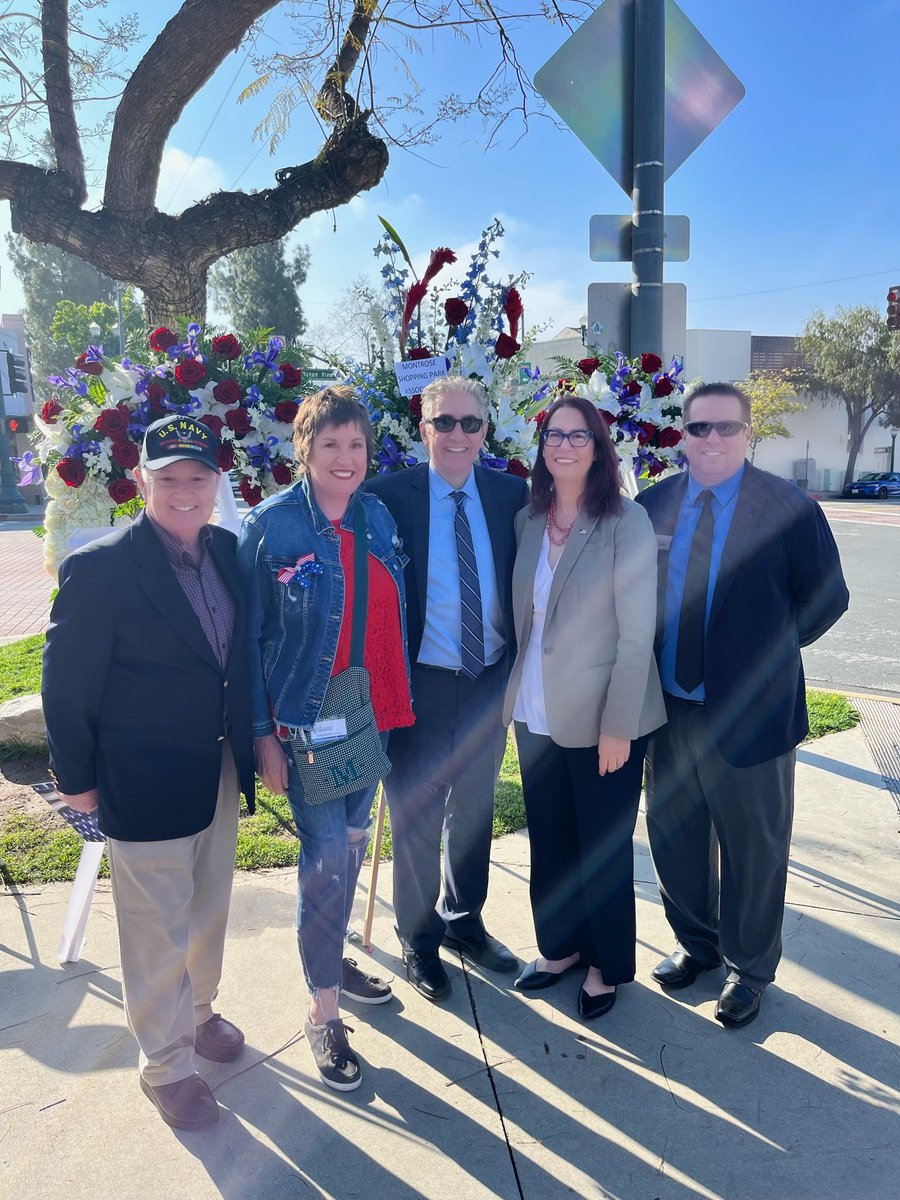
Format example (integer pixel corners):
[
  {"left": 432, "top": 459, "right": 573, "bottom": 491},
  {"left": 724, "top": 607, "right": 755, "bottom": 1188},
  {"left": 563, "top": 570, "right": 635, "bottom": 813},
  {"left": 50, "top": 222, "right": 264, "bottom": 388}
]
[{"left": 804, "top": 500, "right": 900, "bottom": 696}]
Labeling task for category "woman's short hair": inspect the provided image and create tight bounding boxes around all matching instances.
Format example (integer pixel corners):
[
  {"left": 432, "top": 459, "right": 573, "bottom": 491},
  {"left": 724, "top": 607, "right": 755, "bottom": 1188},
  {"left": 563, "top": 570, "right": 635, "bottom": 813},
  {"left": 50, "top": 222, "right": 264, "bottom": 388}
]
[
  {"left": 291, "top": 386, "right": 374, "bottom": 470},
  {"left": 530, "top": 394, "right": 623, "bottom": 520},
  {"left": 420, "top": 376, "right": 490, "bottom": 424}
]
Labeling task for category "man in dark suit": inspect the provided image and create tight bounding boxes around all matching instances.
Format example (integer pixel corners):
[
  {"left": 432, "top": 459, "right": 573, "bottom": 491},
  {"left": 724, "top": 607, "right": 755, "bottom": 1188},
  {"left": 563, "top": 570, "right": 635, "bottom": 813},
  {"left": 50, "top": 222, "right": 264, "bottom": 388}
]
[
  {"left": 637, "top": 383, "right": 848, "bottom": 1027},
  {"left": 365, "top": 377, "right": 529, "bottom": 1001},
  {"left": 42, "top": 416, "right": 255, "bottom": 1129}
]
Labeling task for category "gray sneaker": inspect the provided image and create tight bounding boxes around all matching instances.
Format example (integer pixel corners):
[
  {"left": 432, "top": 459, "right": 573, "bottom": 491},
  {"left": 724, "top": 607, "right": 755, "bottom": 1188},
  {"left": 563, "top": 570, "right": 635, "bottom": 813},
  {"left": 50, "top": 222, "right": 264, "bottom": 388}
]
[
  {"left": 341, "top": 957, "right": 393, "bottom": 1005},
  {"left": 304, "top": 1018, "right": 362, "bottom": 1091}
]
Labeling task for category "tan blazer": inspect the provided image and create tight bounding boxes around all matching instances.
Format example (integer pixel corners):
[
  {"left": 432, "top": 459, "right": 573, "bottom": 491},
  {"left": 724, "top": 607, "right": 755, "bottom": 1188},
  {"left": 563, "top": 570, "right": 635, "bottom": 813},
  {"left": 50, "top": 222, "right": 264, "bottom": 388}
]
[{"left": 502, "top": 497, "right": 666, "bottom": 747}]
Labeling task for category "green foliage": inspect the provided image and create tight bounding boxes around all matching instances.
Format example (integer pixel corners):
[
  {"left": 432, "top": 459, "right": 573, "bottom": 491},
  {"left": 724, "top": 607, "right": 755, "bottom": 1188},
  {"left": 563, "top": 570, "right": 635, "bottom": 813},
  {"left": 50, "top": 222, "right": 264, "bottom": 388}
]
[
  {"left": 0, "top": 634, "right": 44, "bottom": 703},
  {"left": 209, "top": 239, "right": 311, "bottom": 345},
  {"left": 739, "top": 370, "right": 806, "bottom": 462},
  {"left": 806, "top": 690, "right": 859, "bottom": 740},
  {"left": 49, "top": 289, "right": 145, "bottom": 367}
]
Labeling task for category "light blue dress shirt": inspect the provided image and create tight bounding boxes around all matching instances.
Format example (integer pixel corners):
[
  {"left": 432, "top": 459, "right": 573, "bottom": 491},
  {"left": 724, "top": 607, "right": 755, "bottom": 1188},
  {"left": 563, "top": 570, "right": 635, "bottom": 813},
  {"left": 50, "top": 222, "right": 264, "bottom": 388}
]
[
  {"left": 418, "top": 464, "right": 505, "bottom": 669},
  {"left": 660, "top": 464, "right": 745, "bottom": 700}
]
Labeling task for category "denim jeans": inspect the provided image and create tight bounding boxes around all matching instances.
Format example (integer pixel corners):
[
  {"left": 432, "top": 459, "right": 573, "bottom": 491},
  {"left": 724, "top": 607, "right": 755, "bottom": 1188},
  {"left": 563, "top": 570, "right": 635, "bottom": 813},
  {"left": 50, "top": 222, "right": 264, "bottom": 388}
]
[{"left": 285, "top": 732, "right": 388, "bottom": 994}]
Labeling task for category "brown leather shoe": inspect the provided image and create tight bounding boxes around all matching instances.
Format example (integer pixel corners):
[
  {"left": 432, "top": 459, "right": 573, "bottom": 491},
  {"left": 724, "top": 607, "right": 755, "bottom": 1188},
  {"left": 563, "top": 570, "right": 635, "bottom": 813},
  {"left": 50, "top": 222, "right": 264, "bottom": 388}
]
[
  {"left": 195, "top": 1013, "right": 245, "bottom": 1062},
  {"left": 140, "top": 1073, "right": 219, "bottom": 1130}
]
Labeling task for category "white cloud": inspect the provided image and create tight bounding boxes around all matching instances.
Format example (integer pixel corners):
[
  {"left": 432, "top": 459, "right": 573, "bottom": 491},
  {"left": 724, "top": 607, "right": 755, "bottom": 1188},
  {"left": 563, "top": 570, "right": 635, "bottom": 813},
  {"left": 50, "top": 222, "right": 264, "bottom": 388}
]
[{"left": 155, "top": 147, "right": 227, "bottom": 213}]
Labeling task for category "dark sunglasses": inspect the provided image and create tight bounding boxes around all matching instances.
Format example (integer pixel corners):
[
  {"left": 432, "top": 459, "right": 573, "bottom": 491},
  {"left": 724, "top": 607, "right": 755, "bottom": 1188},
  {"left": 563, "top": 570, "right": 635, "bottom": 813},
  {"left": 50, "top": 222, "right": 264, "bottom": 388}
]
[
  {"left": 425, "top": 414, "right": 485, "bottom": 433},
  {"left": 683, "top": 420, "right": 749, "bottom": 438}
]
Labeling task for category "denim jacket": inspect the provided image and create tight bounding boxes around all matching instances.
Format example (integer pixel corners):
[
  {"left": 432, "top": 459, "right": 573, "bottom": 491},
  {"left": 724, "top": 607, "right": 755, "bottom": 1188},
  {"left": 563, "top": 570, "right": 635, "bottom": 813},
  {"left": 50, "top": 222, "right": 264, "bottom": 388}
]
[{"left": 236, "top": 478, "right": 411, "bottom": 737}]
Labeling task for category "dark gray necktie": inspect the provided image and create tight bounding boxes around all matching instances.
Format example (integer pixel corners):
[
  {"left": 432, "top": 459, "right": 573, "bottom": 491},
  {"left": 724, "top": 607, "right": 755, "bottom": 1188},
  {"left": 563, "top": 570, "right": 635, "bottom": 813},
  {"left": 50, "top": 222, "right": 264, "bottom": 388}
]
[
  {"left": 451, "top": 491, "right": 485, "bottom": 680},
  {"left": 675, "top": 490, "right": 714, "bottom": 694}
]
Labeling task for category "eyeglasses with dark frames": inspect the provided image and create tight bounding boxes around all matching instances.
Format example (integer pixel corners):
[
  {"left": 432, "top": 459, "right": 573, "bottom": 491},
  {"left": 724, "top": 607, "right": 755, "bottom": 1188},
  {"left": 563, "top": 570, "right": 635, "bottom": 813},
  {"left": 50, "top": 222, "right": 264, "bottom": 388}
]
[
  {"left": 683, "top": 420, "right": 749, "bottom": 438},
  {"left": 424, "top": 414, "right": 485, "bottom": 434},
  {"left": 541, "top": 428, "right": 595, "bottom": 448}
]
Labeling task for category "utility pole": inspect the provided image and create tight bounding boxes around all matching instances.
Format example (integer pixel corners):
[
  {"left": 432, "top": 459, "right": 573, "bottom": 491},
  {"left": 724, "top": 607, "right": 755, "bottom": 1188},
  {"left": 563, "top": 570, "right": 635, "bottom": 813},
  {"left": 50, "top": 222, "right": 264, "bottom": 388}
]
[{"left": 630, "top": 0, "right": 665, "bottom": 356}]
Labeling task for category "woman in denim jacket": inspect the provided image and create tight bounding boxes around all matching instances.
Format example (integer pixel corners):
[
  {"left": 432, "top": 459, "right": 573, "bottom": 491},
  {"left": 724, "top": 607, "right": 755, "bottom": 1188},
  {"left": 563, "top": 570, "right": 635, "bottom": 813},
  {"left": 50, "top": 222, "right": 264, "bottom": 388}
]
[{"left": 237, "top": 387, "right": 413, "bottom": 1092}]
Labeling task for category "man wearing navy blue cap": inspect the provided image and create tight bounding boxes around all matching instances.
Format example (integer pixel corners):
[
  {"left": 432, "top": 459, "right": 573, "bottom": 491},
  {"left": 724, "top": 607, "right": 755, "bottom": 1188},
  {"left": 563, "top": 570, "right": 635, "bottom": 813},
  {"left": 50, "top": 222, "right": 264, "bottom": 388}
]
[{"left": 43, "top": 416, "right": 255, "bottom": 1130}]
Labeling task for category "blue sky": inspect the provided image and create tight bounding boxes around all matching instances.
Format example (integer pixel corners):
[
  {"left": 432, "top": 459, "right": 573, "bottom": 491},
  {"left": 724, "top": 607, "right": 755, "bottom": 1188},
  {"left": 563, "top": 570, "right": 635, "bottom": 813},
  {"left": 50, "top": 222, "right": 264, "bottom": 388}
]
[{"left": 2, "top": 0, "right": 899, "bottom": 343}]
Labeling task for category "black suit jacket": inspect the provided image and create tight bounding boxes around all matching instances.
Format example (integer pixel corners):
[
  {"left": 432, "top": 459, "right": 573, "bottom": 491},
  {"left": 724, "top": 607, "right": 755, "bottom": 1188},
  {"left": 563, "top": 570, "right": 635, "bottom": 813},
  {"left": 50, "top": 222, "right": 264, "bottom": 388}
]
[
  {"left": 636, "top": 464, "right": 849, "bottom": 767},
  {"left": 42, "top": 513, "right": 256, "bottom": 841},
  {"left": 364, "top": 463, "right": 530, "bottom": 664}
]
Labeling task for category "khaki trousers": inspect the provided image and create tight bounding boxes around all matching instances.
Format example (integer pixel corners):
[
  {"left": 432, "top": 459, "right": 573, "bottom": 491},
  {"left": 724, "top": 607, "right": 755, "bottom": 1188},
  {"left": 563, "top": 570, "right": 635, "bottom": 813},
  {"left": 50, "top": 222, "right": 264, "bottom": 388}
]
[{"left": 107, "top": 744, "right": 239, "bottom": 1085}]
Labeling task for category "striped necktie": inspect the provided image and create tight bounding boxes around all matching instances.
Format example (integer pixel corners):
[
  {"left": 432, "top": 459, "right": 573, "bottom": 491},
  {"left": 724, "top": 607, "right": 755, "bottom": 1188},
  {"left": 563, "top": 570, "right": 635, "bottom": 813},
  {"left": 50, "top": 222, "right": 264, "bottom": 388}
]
[{"left": 451, "top": 490, "right": 485, "bottom": 680}]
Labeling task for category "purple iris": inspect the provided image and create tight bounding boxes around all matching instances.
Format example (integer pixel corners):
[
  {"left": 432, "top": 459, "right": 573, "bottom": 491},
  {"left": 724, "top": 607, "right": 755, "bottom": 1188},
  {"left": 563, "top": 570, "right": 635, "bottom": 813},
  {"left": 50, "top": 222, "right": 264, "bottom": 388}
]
[{"left": 376, "top": 435, "right": 416, "bottom": 473}]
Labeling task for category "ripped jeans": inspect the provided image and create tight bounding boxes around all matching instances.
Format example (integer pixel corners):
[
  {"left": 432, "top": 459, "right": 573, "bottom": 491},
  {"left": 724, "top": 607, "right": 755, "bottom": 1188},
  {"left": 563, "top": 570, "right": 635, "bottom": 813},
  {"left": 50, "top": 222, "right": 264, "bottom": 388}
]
[{"left": 285, "top": 732, "right": 387, "bottom": 995}]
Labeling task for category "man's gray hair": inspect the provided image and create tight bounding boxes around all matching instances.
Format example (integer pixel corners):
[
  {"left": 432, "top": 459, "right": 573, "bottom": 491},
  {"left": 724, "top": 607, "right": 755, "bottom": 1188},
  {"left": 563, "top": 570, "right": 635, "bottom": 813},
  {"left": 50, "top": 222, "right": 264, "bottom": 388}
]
[{"left": 420, "top": 375, "right": 490, "bottom": 424}]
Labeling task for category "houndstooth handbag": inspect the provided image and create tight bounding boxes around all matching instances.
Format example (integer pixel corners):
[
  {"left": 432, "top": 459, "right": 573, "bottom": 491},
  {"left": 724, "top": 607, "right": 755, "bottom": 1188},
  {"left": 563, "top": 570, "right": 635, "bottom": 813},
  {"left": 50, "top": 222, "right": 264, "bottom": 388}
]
[{"left": 287, "top": 500, "right": 391, "bottom": 803}]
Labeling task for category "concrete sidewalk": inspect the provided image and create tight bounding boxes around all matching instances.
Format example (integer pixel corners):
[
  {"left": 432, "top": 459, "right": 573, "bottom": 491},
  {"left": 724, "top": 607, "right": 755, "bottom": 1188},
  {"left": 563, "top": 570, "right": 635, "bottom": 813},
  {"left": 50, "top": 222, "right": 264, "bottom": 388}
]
[{"left": 1, "top": 724, "right": 898, "bottom": 1200}]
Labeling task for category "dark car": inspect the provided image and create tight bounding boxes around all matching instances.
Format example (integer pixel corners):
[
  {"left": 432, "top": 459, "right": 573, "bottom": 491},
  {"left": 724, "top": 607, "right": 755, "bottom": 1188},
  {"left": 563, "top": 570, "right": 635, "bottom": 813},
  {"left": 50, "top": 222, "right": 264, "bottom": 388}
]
[{"left": 842, "top": 471, "right": 900, "bottom": 499}]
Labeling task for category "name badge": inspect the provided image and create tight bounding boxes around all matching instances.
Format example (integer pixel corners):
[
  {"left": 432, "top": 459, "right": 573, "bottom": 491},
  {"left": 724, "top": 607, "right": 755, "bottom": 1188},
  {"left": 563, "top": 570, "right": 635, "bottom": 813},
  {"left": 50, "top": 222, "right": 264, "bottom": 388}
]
[{"left": 311, "top": 718, "right": 347, "bottom": 744}]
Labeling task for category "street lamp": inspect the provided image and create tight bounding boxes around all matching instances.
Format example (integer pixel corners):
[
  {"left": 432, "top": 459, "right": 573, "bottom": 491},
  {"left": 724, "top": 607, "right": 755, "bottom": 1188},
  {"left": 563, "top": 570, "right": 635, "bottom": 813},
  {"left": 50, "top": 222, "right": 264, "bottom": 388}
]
[{"left": 88, "top": 320, "right": 102, "bottom": 342}]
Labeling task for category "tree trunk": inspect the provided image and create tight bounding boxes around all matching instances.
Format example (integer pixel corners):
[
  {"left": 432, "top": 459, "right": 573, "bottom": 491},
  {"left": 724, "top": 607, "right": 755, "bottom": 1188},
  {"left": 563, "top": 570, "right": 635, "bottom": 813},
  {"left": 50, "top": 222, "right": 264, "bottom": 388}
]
[{"left": 843, "top": 402, "right": 879, "bottom": 488}]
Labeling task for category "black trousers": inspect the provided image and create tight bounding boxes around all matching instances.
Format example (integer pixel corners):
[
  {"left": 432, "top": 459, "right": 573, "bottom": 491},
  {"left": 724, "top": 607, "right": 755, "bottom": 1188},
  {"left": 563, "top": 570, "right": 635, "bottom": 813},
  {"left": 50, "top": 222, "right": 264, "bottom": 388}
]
[
  {"left": 515, "top": 724, "right": 649, "bottom": 986},
  {"left": 385, "top": 660, "right": 507, "bottom": 956},
  {"left": 644, "top": 696, "right": 795, "bottom": 987}
]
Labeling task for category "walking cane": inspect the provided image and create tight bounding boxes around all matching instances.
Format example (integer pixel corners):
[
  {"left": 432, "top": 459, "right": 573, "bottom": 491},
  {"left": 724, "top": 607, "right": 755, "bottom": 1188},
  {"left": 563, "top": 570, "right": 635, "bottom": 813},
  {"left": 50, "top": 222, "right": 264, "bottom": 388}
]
[{"left": 362, "top": 784, "right": 387, "bottom": 948}]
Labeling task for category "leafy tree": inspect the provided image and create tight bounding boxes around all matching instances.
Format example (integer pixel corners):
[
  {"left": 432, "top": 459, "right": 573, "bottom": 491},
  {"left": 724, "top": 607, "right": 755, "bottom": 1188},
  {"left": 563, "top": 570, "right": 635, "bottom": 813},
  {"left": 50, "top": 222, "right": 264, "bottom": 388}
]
[
  {"left": 49, "top": 290, "right": 145, "bottom": 369},
  {"left": 799, "top": 305, "right": 900, "bottom": 488},
  {"left": 0, "top": 1, "right": 584, "bottom": 322},
  {"left": 738, "top": 370, "right": 806, "bottom": 463},
  {"left": 209, "top": 239, "right": 310, "bottom": 344}
]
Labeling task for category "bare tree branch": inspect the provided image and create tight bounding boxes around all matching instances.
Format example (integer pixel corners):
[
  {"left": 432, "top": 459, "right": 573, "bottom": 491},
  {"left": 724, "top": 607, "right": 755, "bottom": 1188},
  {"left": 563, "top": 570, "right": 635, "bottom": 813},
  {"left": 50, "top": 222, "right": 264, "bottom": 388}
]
[
  {"left": 41, "top": 0, "right": 87, "bottom": 202},
  {"left": 317, "top": 0, "right": 379, "bottom": 123}
]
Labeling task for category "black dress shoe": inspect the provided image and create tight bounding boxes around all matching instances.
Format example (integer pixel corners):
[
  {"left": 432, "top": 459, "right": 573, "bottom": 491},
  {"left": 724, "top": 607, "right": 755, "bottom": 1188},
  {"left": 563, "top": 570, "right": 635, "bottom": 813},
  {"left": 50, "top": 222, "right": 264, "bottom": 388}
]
[
  {"left": 715, "top": 982, "right": 762, "bottom": 1028},
  {"left": 443, "top": 930, "right": 519, "bottom": 973},
  {"left": 577, "top": 986, "right": 617, "bottom": 1020},
  {"left": 402, "top": 950, "right": 451, "bottom": 1002},
  {"left": 514, "top": 958, "right": 581, "bottom": 992},
  {"left": 651, "top": 948, "right": 721, "bottom": 990}
]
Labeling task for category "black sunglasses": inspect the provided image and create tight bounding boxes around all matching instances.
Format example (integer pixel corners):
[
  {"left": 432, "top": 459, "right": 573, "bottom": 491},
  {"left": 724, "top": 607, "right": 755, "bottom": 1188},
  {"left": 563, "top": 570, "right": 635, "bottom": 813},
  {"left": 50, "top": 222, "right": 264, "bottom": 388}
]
[
  {"left": 683, "top": 420, "right": 749, "bottom": 438},
  {"left": 425, "top": 414, "right": 485, "bottom": 433}
]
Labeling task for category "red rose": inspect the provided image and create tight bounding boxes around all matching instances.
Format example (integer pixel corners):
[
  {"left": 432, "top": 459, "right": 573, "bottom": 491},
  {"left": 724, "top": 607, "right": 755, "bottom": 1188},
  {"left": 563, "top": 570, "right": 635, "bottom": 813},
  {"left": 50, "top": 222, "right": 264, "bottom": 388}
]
[
  {"left": 225, "top": 407, "right": 252, "bottom": 437},
  {"left": 621, "top": 379, "right": 641, "bottom": 398},
  {"left": 576, "top": 357, "right": 600, "bottom": 377},
  {"left": 271, "top": 461, "right": 293, "bottom": 485},
  {"left": 407, "top": 346, "right": 432, "bottom": 360},
  {"left": 149, "top": 327, "right": 179, "bottom": 353},
  {"left": 637, "top": 421, "right": 657, "bottom": 445},
  {"left": 647, "top": 458, "right": 667, "bottom": 477},
  {"left": 506, "top": 458, "right": 530, "bottom": 479},
  {"left": 94, "top": 406, "right": 130, "bottom": 441},
  {"left": 41, "top": 399, "right": 62, "bottom": 423},
  {"left": 494, "top": 333, "right": 521, "bottom": 360},
  {"left": 57, "top": 457, "right": 86, "bottom": 488},
  {"left": 641, "top": 353, "right": 663, "bottom": 374},
  {"left": 658, "top": 426, "right": 683, "bottom": 448},
  {"left": 277, "top": 362, "right": 303, "bottom": 388},
  {"left": 146, "top": 380, "right": 168, "bottom": 412},
  {"left": 200, "top": 414, "right": 224, "bottom": 437},
  {"left": 112, "top": 439, "right": 140, "bottom": 468},
  {"left": 216, "top": 445, "right": 235, "bottom": 471},
  {"left": 407, "top": 395, "right": 422, "bottom": 421},
  {"left": 274, "top": 400, "right": 299, "bottom": 425},
  {"left": 534, "top": 409, "right": 548, "bottom": 429},
  {"left": 653, "top": 376, "right": 675, "bottom": 397},
  {"left": 557, "top": 378, "right": 574, "bottom": 393},
  {"left": 108, "top": 477, "right": 138, "bottom": 504},
  {"left": 599, "top": 409, "right": 617, "bottom": 426},
  {"left": 174, "top": 358, "right": 207, "bottom": 388},
  {"left": 239, "top": 477, "right": 263, "bottom": 506},
  {"left": 213, "top": 378, "right": 243, "bottom": 405},
  {"left": 211, "top": 334, "right": 242, "bottom": 360},
  {"left": 75, "top": 352, "right": 103, "bottom": 376},
  {"left": 444, "top": 298, "right": 469, "bottom": 326}
]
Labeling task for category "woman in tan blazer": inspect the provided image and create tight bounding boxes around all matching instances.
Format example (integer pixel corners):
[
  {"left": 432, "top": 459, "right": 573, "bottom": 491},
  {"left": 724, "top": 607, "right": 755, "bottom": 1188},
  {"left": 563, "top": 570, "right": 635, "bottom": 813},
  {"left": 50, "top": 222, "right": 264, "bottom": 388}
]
[{"left": 505, "top": 393, "right": 666, "bottom": 1019}]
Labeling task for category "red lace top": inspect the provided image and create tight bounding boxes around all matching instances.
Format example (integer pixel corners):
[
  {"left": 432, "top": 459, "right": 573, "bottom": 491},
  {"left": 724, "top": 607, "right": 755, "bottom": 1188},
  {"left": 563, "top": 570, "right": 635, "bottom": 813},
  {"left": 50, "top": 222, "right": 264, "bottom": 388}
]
[{"left": 331, "top": 523, "right": 414, "bottom": 731}]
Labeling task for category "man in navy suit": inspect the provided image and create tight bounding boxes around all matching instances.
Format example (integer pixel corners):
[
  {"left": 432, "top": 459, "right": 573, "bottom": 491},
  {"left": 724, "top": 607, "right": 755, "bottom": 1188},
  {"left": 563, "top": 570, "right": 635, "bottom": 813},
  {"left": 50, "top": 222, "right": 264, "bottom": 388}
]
[
  {"left": 42, "top": 417, "right": 255, "bottom": 1128},
  {"left": 365, "top": 377, "right": 529, "bottom": 1001},
  {"left": 637, "top": 383, "right": 848, "bottom": 1027}
]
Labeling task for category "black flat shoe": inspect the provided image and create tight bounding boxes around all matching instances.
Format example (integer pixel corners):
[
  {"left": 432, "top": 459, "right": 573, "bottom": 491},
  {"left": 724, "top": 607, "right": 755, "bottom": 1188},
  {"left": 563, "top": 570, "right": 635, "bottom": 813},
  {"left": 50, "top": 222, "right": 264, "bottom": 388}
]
[
  {"left": 651, "top": 948, "right": 721, "bottom": 990},
  {"left": 402, "top": 950, "right": 451, "bottom": 1002},
  {"left": 715, "top": 981, "right": 762, "bottom": 1028},
  {"left": 577, "top": 986, "right": 617, "bottom": 1020},
  {"left": 514, "top": 958, "right": 581, "bottom": 992}
]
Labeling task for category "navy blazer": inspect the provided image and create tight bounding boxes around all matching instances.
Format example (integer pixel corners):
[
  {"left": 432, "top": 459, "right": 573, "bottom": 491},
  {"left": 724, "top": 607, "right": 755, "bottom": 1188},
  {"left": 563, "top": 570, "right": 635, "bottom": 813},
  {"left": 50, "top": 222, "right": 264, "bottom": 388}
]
[
  {"left": 364, "top": 463, "right": 530, "bottom": 664},
  {"left": 636, "top": 464, "right": 849, "bottom": 767},
  {"left": 42, "top": 512, "right": 256, "bottom": 841}
]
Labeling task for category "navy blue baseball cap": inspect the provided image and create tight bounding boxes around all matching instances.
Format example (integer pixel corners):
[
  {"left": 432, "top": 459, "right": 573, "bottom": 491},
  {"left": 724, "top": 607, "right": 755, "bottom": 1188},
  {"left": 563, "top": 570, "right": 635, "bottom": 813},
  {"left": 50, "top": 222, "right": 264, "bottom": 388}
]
[{"left": 140, "top": 416, "right": 220, "bottom": 470}]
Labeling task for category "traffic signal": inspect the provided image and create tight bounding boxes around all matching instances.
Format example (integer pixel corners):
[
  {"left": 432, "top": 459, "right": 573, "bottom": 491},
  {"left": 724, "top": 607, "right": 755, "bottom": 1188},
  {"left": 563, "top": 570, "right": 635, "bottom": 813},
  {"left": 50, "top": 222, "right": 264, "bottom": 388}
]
[
  {"left": 888, "top": 287, "right": 900, "bottom": 330},
  {"left": 4, "top": 350, "right": 28, "bottom": 393}
]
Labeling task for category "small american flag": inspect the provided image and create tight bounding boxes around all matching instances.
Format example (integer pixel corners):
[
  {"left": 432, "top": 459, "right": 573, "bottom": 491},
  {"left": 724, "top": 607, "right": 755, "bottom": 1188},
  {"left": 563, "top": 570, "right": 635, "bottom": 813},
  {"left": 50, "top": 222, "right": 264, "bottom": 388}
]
[
  {"left": 33, "top": 782, "right": 105, "bottom": 843},
  {"left": 277, "top": 552, "right": 316, "bottom": 584}
]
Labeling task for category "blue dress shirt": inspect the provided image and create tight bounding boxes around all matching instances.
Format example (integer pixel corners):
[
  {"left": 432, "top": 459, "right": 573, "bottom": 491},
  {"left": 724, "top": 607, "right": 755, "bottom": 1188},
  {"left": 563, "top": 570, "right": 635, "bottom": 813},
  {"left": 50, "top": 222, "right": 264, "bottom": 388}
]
[
  {"left": 418, "top": 464, "right": 505, "bottom": 669},
  {"left": 660, "top": 464, "right": 745, "bottom": 700}
]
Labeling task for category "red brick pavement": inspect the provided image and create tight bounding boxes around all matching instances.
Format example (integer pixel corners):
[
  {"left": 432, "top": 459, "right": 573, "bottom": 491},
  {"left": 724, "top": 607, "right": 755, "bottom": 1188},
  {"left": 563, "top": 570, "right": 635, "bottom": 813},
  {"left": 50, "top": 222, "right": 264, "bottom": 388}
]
[{"left": 0, "top": 530, "right": 53, "bottom": 644}]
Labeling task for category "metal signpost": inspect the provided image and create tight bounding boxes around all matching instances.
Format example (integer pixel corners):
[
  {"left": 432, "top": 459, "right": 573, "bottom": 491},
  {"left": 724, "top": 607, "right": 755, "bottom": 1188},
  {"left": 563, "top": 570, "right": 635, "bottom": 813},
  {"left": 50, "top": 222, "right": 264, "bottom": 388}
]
[{"left": 535, "top": 0, "right": 744, "bottom": 357}]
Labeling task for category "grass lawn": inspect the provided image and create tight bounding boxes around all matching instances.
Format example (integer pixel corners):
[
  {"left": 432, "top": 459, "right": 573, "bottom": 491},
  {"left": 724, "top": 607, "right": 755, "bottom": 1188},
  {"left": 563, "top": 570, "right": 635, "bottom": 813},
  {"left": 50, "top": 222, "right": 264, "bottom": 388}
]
[{"left": 0, "top": 621, "right": 862, "bottom": 886}]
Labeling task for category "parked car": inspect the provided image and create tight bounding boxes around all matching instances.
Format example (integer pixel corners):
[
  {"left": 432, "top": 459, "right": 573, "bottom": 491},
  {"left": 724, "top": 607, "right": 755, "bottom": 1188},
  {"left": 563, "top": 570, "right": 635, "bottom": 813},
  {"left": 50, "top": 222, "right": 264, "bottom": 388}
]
[{"left": 842, "top": 471, "right": 900, "bottom": 499}]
